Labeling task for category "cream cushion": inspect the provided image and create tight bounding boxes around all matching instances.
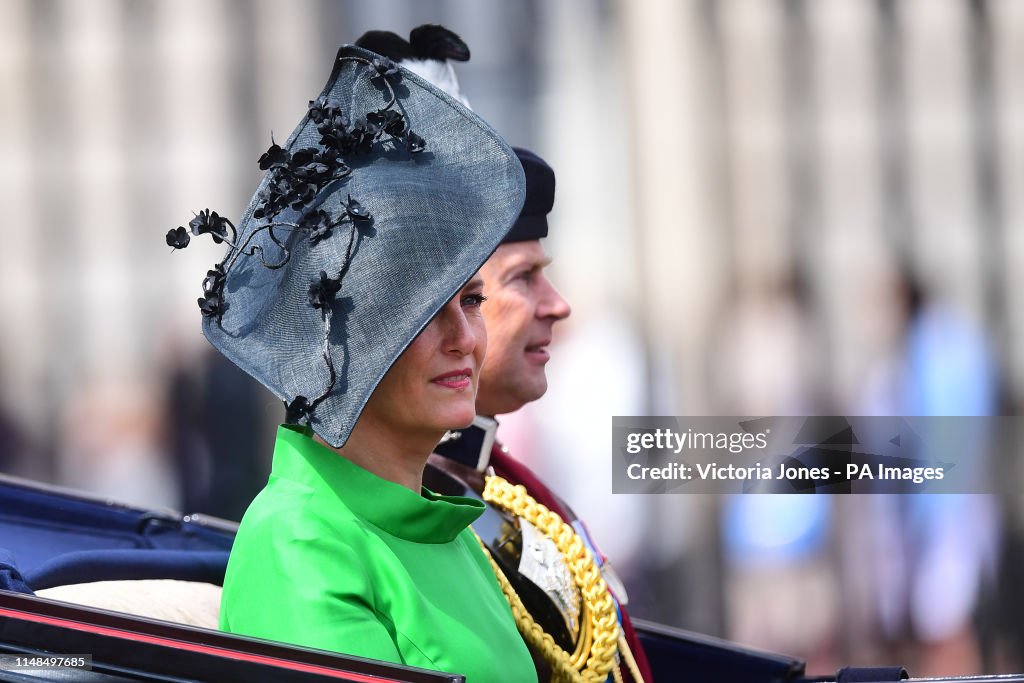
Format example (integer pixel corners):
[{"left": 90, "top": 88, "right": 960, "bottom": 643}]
[{"left": 37, "top": 580, "right": 222, "bottom": 629}]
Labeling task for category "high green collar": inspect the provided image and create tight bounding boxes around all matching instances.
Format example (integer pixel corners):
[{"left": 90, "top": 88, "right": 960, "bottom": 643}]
[{"left": 271, "top": 424, "right": 485, "bottom": 543}]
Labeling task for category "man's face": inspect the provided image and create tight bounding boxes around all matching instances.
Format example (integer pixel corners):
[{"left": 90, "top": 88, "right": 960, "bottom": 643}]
[{"left": 476, "top": 241, "right": 571, "bottom": 416}]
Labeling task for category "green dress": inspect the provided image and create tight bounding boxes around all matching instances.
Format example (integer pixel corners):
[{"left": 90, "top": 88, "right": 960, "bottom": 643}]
[{"left": 220, "top": 425, "right": 536, "bottom": 683}]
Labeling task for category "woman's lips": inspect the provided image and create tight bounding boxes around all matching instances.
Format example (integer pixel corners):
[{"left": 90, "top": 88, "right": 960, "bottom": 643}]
[{"left": 430, "top": 369, "right": 473, "bottom": 389}]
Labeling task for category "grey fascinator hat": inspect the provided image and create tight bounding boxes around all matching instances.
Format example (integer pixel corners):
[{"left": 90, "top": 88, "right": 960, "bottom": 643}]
[{"left": 166, "top": 45, "right": 526, "bottom": 448}]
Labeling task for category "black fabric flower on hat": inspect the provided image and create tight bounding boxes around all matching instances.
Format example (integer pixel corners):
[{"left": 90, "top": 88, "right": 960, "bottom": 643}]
[
  {"left": 290, "top": 183, "right": 318, "bottom": 211},
  {"left": 198, "top": 291, "right": 226, "bottom": 319},
  {"left": 248, "top": 99, "right": 385, "bottom": 223},
  {"left": 285, "top": 395, "right": 312, "bottom": 424},
  {"left": 372, "top": 56, "right": 400, "bottom": 81},
  {"left": 367, "top": 109, "right": 406, "bottom": 137},
  {"left": 345, "top": 121, "right": 377, "bottom": 155},
  {"left": 258, "top": 141, "right": 288, "bottom": 170},
  {"left": 302, "top": 210, "right": 335, "bottom": 245},
  {"left": 197, "top": 263, "right": 228, "bottom": 320},
  {"left": 290, "top": 148, "right": 330, "bottom": 180},
  {"left": 190, "top": 209, "right": 231, "bottom": 244},
  {"left": 308, "top": 271, "right": 342, "bottom": 310},
  {"left": 307, "top": 99, "right": 331, "bottom": 125},
  {"left": 345, "top": 196, "right": 371, "bottom": 222},
  {"left": 202, "top": 264, "right": 227, "bottom": 295},
  {"left": 406, "top": 130, "right": 426, "bottom": 154},
  {"left": 314, "top": 103, "right": 351, "bottom": 149},
  {"left": 166, "top": 226, "right": 190, "bottom": 250}
]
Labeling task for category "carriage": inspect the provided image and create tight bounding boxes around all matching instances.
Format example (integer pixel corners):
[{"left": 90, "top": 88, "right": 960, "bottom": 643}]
[{"left": 0, "top": 473, "right": 1018, "bottom": 682}]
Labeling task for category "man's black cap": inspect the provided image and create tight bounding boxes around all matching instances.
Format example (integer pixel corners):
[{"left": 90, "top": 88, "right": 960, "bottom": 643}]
[{"left": 505, "top": 147, "right": 554, "bottom": 243}]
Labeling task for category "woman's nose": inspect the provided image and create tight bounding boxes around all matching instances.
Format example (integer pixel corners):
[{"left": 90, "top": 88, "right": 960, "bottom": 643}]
[{"left": 441, "top": 301, "right": 477, "bottom": 356}]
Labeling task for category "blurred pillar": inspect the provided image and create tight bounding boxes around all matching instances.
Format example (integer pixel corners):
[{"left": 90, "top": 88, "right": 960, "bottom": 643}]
[
  {"left": 618, "top": 0, "right": 725, "bottom": 409},
  {"left": 965, "top": 1, "right": 1005, "bottom": 352},
  {"left": 781, "top": 0, "right": 819, "bottom": 275},
  {"left": 807, "top": 0, "right": 886, "bottom": 409},
  {"left": 717, "top": 0, "right": 790, "bottom": 290},
  {"left": 618, "top": 0, "right": 726, "bottom": 635},
  {"left": 991, "top": 2, "right": 1024, "bottom": 406},
  {"left": 252, "top": 1, "right": 328, "bottom": 135},
  {"left": 875, "top": 0, "right": 915, "bottom": 264},
  {"left": 904, "top": 0, "right": 983, "bottom": 314},
  {"left": 534, "top": 0, "right": 634, "bottom": 319},
  {"left": 154, "top": 0, "right": 249, "bottom": 339},
  {"left": 0, "top": 0, "right": 45, "bottom": 475},
  {"left": 61, "top": 0, "right": 131, "bottom": 383},
  {"left": 811, "top": 0, "right": 888, "bottom": 661}
]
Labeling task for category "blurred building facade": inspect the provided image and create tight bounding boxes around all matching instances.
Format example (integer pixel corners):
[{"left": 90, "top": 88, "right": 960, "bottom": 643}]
[{"left": 1, "top": 0, "right": 1023, "bottom": 673}]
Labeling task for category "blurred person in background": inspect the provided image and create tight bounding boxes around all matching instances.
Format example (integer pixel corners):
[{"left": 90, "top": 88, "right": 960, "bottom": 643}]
[
  {"left": 356, "top": 25, "right": 651, "bottom": 682},
  {"left": 707, "top": 268, "right": 838, "bottom": 669},
  {"left": 896, "top": 278, "right": 999, "bottom": 676},
  {"left": 708, "top": 269, "right": 825, "bottom": 417},
  {"left": 165, "top": 348, "right": 273, "bottom": 520},
  {"left": 854, "top": 264, "right": 1000, "bottom": 674},
  {"left": 0, "top": 367, "right": 31, "bottom": 477},
  {"left": 59, "top": 378, "right": 178, "bottom": 511},
  {"left": 0, "top": 403, "right": 31, "bottom": 479}
]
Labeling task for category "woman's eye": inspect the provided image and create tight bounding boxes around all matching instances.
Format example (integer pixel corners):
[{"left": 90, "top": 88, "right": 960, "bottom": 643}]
[{"left": 462, "top": 293, "right": 487, "bottom": 307}]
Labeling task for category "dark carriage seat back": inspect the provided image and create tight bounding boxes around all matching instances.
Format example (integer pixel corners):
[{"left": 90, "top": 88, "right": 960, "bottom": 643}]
[
  {"left": 2, "top": 546, "right": 229, "bottom": 629},
  {"left": 0, "top": 474, "right": 233, "bottom": 575},
  {"left": 24, "top": 549, "right": 229, "bottom": 591},
  {"left": 1, "top": 475, "right": 234, "bottom": 628}
]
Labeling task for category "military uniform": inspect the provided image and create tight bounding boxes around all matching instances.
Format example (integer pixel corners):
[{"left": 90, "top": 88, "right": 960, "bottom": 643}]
[{"left": 429, "top": 417, "right": 654, "bottom": 683}]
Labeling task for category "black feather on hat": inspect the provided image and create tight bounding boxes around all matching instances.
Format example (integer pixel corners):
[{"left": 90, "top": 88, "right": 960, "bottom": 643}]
[
  {"left": 357, "top": 25, "right": 555, "bottom": 243},
  {"left": 357, "top": 25, "right": 471, "bottom": 108}
]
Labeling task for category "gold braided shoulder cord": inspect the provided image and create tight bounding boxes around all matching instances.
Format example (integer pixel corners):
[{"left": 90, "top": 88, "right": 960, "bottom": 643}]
[{"left": 479, "top": 475, "right": 644, "bottom": 683}]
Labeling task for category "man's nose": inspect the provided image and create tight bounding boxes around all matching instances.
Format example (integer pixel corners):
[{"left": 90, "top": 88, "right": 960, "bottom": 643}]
[{"left": 537, "top": 276, "right": 571, "bottom": 321}]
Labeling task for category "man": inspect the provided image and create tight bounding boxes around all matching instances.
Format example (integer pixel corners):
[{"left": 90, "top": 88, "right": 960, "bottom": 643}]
[
  {"left": 358, "top": 26, "right": 653, "bottom": 682},
  {"left": 431, "top": 147, "right": 653, "bottom": 683}
]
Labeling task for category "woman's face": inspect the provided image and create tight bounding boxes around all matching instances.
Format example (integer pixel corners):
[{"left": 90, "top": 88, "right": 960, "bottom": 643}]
[{"left": 359, "top": 276, "right": 488, "bottom": 439}]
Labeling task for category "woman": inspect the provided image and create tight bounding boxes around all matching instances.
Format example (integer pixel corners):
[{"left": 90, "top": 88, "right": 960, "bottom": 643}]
[{"left": 169, "top": 45, "right": 534, "bottom": 681}]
